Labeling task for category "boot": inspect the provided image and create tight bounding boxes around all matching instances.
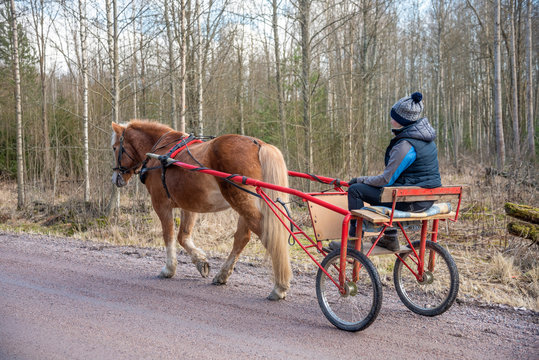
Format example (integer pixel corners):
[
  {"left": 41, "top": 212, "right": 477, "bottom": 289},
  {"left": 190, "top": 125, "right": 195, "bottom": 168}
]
[
  {"left": 372, "top": 228, "right": 400, "bottom": 252},
  {"left": 329, "top": 239, "right": 358, "bottom": 252},
  {"left": 329, "top": 219, "right": 363, "bottom": 251},
  {"left": 328, "top": 229, "right": 364, "bottom": 253},
  {"left": 348, "top": 219, "right": 357, "bottom": 238}
]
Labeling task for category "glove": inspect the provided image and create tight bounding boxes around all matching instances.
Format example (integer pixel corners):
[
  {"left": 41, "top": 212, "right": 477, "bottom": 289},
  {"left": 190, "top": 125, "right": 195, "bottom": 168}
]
[{"left": 348, "top": 176, "right": 366, "bottom": 185}]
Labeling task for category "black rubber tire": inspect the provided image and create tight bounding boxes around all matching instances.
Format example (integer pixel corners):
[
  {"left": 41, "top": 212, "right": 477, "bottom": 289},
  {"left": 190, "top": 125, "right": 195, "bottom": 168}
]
[
  {"left": 393, "top": 240, "right": 459, "bottom": 316},
  {"left": 316, "top": 249, "right": 382, "bottom": 332}
]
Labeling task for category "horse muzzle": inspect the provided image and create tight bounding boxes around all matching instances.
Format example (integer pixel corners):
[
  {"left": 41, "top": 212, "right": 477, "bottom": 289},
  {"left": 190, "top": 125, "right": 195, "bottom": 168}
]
[{"left": 112, "top": 172, "right": 127, "bottom": 187}]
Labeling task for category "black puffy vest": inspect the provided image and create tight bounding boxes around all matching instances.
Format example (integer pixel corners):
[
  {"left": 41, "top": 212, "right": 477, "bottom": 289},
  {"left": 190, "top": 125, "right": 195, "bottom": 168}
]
[{"left": 384, "top": 137, "right": 442, "bottom": 188}]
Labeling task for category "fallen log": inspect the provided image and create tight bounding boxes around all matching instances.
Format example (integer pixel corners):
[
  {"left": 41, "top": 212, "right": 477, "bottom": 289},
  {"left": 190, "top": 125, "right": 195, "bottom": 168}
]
[
  {"left": 507, "top": 222, "right": 538, "bottom": 243},
  {"left": 504, "top": 203, "right": 539, "bottom": 224}
]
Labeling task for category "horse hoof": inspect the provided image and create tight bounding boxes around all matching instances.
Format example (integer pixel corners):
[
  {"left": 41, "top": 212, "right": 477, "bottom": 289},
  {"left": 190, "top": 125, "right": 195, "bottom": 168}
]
[
  {"left": 267, "top": 289, "right": 286, "bottom": 301},
  {"left": 196, "top": 261, "right": 210, "bottom": 278},
  {"left": 159, "top": 266, "right": 175, "bottom": 278},
  {"left": 211, "top": 278, "right": 226, "bottom": 286},
  {"left": 211, "top": 273, "right": 227, "bottom": 285}
]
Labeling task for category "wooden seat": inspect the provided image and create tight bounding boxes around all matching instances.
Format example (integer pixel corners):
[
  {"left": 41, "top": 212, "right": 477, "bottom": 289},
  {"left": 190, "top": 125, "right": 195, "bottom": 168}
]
[
  {"left": 351, "top": 209, "right": 456, "bottom": 224},
  {"left": 352, "top": 185, "right": 462, "bottom": 224}
]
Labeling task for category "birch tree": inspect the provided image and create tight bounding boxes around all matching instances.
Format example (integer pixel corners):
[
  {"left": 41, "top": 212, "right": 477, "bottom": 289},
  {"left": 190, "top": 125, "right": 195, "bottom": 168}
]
[
  {"left": 78, "top": 0, "right": 89, "bottom": 202},
  {"left": 272, "top": 0, "right": 288, "bottom": 162},
  {"left": 164, "top": 0, "right": 178, "bottom": 129},
  {"left": 176, "top": 0, "right": 187, "bottom": 132},
  {"left": 195, "top": 0, "right": 203, "bottom": 135},
  {"left": 10, "top": 0, "right": 24, "bottom": 208}
]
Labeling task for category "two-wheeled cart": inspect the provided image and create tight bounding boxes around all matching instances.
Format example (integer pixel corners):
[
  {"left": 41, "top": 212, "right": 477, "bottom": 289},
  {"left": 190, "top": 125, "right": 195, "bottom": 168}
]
[{"left": 149, "top": 153, "right": 463, "bottom": 332}]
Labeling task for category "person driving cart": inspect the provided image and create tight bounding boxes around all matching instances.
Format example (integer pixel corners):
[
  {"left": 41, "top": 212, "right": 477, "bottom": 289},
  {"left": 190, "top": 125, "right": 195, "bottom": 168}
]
[{"left": 346, "top": 92, "right": 442, "bottom": 251}]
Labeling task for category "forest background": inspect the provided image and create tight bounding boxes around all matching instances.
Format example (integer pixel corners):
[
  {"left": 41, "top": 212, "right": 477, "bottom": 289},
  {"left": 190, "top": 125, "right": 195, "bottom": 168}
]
[{"left": 0, "top": 0, "right": 537, "bottom": 310}]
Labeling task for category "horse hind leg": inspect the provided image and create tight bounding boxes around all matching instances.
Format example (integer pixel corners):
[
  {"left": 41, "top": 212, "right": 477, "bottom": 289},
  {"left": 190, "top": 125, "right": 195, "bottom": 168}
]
[
  {"left": 219, "top": 189, "right": 290, "bottom": 300},
  {"left": 212, "top": 216, "right": 252, "bottom": 285},
  {"left": 177, "top": 210, "right": 210, "bottom": 278}
]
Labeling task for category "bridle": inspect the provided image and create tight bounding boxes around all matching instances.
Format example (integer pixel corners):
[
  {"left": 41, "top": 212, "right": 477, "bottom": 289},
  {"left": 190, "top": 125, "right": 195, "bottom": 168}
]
[
  {"left": 113, "top": 129, "right": 177, "bottom": 176},
  {"left": 112, "top": 130, "right": 142, "bottom": 175}
]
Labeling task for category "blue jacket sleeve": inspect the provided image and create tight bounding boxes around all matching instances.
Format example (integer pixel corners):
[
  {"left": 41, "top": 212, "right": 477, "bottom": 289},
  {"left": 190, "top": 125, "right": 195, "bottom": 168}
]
[{"left": 358, "top": 140, "right": 416, "bottom": 187}]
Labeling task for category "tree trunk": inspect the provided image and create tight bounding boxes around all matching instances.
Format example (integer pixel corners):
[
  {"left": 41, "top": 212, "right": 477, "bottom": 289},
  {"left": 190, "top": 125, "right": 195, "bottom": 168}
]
[
  {"left": 195, "top": 0, "right": 203, "bottom": 135},
  {"left": 272, "top": 0, "right": 288, "bottom": 162},
  {"left": 10, "top": 0, "right": 25, "bottom": 209},
  {"left": 493, "top": 0, "right": 505, "bottom": 169},
  {"left": 504, "top": 203, "right": 539, "bottom": 224},
  {"left": 509, "top": 0, "right": 520, "bottom": 158},
  {"left": 113, "top": 0, "right": 119, "bottom": 125},
  {"left": 140, "top": 26, "right": 147, "bottom": 118},
  {"left": 131, "top": 4, "right": 138, "bottom": 120},
  {"left": 507, "top": 222, "right": 538, "bottom": 243},
  {"left": 30, "top": 0, "right": 51, "bottom": 184},
  {"left": 347, "top": 25, "right": 353, "bottom": 176},
  {"left": 525, "top": 0, "right": 535, "bottom": 159},
  {"left": 106, "top": 0, "right": 120, "bottom": 215},
  {"left": 299, "top": 0, "right": 312, "bottom": 190},
  {"left": 179, "top": 0, "right": 186, "bottom": 133},
  {"left": 164, "top": 0, "right": 177, "bottom": 129},
  {"left": 79, "top": 0, "right": 90, "bottom": 202},
  {"left": 236, "top": 41, "right": 245, "bottom": 135}
]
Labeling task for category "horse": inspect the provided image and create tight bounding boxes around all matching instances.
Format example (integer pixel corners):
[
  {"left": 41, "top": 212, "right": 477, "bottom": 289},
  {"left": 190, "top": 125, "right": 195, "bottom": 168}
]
[{"left": 110, "top": 120, "right": 292, "bottom": 300}]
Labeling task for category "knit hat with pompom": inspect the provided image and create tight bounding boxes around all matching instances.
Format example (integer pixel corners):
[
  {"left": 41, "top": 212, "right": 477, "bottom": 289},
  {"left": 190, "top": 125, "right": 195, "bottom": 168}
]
[{"left": 390, "top": 92, "right": 424, "bottom": 126}]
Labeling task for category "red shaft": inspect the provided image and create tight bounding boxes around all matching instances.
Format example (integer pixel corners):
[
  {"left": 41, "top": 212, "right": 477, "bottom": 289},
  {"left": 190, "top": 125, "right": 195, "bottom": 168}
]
[{"left": 169, "top": 160, "right": 350, "bottom": 216}]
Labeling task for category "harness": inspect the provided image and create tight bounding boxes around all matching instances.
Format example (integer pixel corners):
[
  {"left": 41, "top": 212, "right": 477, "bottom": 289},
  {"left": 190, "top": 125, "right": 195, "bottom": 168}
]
[
  {"left": 157, "top": 136, "right": 263, "bottom": 200},
  {"left": 139, "top": 134, "right": 204, "bottom": 198}
]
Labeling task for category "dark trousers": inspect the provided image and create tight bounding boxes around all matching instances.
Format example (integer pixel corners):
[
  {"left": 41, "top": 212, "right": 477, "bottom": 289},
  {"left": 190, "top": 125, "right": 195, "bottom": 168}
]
[{"left": 348, "top": 183, "right": 433, "bottom": 212}]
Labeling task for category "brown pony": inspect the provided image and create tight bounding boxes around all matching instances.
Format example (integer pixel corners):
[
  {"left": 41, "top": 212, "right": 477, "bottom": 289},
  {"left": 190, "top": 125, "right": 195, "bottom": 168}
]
[{"left": 111, "top": 120, "right": 291, "bottom": 300}]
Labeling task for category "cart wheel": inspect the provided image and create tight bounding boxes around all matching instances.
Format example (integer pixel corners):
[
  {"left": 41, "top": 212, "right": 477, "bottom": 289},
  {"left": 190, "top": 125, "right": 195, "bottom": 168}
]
[
  {"left": 316, "top": 249, "right": 382, "bottom": 332},
  {"left": 394, "top": 240, "right": 459, "bottom": 316}
]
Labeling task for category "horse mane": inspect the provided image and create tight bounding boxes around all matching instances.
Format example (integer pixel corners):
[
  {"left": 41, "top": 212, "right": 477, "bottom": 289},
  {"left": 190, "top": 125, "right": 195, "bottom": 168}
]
[{"left": 127, "top": 119, "right": 174, "bottom": 137}]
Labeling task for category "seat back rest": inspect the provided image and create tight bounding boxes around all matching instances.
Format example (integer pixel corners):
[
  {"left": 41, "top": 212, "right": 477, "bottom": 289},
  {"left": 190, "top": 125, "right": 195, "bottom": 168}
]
[
  {"left": 380, "top": 186, "right": 463, "bottom": 203},
  {"left": 307, "top": 193, "right": 357, "bottom": 241}
]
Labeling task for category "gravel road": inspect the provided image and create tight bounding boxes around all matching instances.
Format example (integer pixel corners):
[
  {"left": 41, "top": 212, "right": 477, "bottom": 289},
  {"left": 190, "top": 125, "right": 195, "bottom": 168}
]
[{"left": 0, "top": 231, "right": 537, "bottom": 360}]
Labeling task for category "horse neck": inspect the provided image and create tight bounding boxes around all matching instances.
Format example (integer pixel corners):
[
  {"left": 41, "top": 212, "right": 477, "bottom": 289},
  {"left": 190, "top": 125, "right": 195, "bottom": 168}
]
[{"left": 131, "top": 126, "right": 186, "bottom": 160}]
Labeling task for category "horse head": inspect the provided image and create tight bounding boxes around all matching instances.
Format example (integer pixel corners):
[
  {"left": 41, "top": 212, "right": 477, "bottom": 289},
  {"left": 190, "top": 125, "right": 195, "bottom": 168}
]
[{"left": 111, "top": 122, "right": 142, "bottom": 187}]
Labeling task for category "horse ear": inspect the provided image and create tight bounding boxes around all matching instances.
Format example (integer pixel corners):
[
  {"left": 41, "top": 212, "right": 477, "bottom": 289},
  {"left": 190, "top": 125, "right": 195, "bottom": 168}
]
[{"left": 111, "top": 122, "right": 123, "bottom": 134}]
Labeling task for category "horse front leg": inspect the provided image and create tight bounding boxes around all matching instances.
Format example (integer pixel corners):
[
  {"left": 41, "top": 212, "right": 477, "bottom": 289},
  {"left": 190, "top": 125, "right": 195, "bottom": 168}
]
[
  {"left": 177, "top": 209, "right": 210, "bottom": 278},
  {"left": 153, "top": 202, "right": 177, "bottom": 278},
  {"left": 212, "top": 216, "right": 251, "bottom": 285}
]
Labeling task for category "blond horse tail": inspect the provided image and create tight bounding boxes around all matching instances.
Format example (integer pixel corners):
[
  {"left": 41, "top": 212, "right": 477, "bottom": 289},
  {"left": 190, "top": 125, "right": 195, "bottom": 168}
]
[{"left": 258, "top": 143, "right": 292, "bottom": 294}]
